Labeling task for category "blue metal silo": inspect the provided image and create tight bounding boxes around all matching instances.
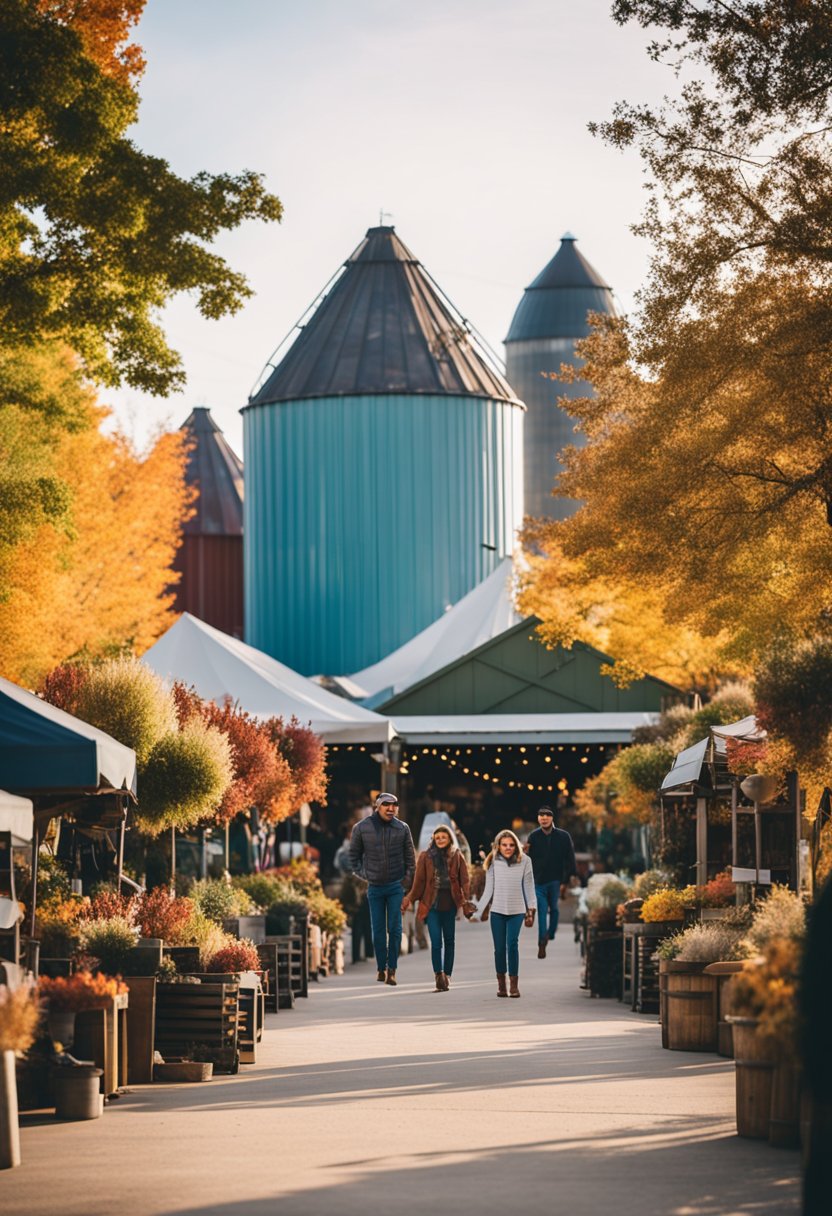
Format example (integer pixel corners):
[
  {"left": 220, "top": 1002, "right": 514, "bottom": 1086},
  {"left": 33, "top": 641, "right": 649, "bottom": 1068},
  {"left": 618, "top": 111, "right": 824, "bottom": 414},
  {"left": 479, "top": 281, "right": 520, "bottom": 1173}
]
[
  {"left": 243, "top": 226, "right": 524, "bottom": 676},
  {"left": 504, "top": 234, "right": 616, "bottom": 521}
]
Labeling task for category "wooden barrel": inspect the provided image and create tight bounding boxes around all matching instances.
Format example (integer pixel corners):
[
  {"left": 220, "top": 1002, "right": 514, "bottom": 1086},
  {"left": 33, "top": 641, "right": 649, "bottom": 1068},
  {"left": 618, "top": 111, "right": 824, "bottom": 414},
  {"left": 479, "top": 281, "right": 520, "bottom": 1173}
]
[
  {"left": 665, "top": 962, "right": 718, "bottom": 1052},
  {"left": 703, "top": 962, "right": 744, "bottom": 1057},
  {"left": 769, "top": 1062, "right": 801, "bottom": 1148},
  {"left": 658, "top": 960, "right": 669, "bottom": 1048},
  {"left": 729, "top": 1016, "right": 776, "bottom": 1138}
]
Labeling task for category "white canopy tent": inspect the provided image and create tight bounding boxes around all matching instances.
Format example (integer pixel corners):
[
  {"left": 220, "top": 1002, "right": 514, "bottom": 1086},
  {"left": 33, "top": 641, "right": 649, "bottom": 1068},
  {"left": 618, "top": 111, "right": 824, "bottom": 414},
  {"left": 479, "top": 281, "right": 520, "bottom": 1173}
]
[
  {"left": 143, "top": 614, "right": 391, "bottom": 744},
  {"left": 391, "top": 712, "right": 658, "bottom": 747},
  {"left": 0, "top": 789, "right": 33, "bottom": 848},
  {"left": 348, "top": 558, "right": 521, "bottom": 703}
]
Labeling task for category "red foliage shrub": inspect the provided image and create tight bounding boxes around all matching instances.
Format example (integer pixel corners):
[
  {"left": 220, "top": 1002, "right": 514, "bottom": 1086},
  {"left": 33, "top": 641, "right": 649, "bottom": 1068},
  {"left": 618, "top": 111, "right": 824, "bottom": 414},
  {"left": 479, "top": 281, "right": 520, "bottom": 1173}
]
[
  {"left": 136, "top": 888, "right": 194, "bottom": 942},
  {"left": 39, "top": 662, "right": 89, "bottom": 715},
  {"left": 204, "top": 938, "right": 261, "bottom": 973}
]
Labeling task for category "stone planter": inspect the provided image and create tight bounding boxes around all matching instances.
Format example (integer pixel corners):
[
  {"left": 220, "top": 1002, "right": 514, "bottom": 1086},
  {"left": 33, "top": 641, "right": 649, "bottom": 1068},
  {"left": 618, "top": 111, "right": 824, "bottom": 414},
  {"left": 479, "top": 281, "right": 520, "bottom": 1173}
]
[
  {"left": 53, "top": 1065, "right": 104, "bottom": 1120},
  {"left": 0, "top": 1049, "right": 21, "bottom": 1169},
  {"left": 153, "top": 1061, "right": 213, "bottom": 1083}
]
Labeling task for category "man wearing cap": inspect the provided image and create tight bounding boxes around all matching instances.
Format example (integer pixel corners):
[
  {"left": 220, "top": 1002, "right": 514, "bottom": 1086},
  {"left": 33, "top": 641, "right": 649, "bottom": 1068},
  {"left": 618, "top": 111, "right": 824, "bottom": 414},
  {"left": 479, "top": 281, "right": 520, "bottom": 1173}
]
[
  {"left": 349, "top": 793, "right": 416, "bottom": 986},
  {"left": 525, "top": 805, "right": 577, "bottom": 959}
]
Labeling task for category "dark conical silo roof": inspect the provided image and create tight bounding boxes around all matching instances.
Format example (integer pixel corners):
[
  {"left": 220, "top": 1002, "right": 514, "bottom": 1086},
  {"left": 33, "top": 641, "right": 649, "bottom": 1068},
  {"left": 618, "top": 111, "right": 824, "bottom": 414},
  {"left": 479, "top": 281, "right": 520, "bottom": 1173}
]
[
  {"left": 249, "top": 226, "right": 518, "bottom": 406},
  {"left": 505, "top": 234, "right": 617, "bottom": 343},
  {"left": 180, "top": 408, "right": 244, "bottom": 536}
]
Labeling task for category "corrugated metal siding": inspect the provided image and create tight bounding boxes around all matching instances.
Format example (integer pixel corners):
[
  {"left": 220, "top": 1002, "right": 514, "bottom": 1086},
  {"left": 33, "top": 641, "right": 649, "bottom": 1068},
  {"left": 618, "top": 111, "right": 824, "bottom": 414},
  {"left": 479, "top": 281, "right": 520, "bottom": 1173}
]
[
  {"left": 174, "top": 535, "right": 244, "bottom": 639},
  {"left": 244, "top": 393, "right": 524, "bottom": 675},
  {"left": 505, "top": 337, "right": 590, "bottom": 521}
]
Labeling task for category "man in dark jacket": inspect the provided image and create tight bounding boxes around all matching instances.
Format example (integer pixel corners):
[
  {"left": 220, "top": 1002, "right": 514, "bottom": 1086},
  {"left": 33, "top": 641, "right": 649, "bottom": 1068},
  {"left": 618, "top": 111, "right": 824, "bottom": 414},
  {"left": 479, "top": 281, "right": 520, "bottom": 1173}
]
[
  {"left": 525, "top": 805, "right": 577, "bottom": 958},
  {"left": 349, "top": 792, "right": 415, "bottom": 986}
]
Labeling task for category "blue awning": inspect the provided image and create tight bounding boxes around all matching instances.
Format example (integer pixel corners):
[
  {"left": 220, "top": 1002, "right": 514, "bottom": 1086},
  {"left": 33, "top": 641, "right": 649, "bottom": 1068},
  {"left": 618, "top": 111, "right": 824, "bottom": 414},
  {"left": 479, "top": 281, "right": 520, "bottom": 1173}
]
[{"left": 0, "top": 677, "right": 137, "bottom": 797}]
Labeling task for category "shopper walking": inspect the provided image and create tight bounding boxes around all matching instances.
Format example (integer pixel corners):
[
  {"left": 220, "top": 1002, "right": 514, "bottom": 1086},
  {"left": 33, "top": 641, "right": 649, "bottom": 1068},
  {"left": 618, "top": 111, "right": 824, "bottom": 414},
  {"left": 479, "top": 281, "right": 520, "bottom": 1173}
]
[
  {"left": 467, "top": 829, "right": 536, "bottom": 998},
  {"left": 349, "top": 793, "right": 415, "bottom": 986},
  {"left": 402, "top": 824, "right": 474, "bottom": 991},
  {"left": 525, "top": 805, "right": 577, "bottom": 958}
]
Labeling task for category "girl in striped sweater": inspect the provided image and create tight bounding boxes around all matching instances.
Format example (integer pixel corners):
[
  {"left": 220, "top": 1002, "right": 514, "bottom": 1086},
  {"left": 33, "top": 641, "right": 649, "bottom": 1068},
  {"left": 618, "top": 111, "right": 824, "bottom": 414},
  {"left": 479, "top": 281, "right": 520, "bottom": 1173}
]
[{"left": 468, "top": 830, "right": 536, "bottom": 998}]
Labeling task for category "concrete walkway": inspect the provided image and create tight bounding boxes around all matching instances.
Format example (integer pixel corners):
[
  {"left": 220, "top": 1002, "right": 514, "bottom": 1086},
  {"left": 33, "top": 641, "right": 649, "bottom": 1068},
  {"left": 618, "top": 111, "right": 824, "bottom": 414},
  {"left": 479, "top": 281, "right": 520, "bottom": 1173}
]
[{"left": 7, "top": 923, "right": 800, "bottom": 1215}]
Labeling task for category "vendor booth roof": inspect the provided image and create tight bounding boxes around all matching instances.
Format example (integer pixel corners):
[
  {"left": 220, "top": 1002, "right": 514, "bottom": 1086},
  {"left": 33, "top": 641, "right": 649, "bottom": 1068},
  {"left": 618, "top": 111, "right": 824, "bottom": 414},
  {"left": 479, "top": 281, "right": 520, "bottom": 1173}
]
[
  {"left": 390, "top": 712, "right": 657, "bottom": 746},
  {"left": 348, "top": 558, "right": 521, "bottom": 703},
  {"left": 0, "top": 789, "right": 33, "bottom": 846},
  {"left": 142, "top": 614, "right": 391, "bottom": 744},
  {"left": 0, "top": 677, "right": 137, "bottom": 796}
]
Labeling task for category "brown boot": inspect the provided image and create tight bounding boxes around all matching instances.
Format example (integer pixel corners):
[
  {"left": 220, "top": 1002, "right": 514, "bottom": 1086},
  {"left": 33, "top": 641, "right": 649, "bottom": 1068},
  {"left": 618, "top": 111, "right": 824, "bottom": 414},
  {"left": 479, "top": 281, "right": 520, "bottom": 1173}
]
[
  {"left": 377, "top": 969, "right": 387, "bottom": 982},
  {"left": 434, "top": 972, "right": 444, "bottom": 991},
  {"left": 496, "top": 973, "right": 508, "bottom": 998},
  {"left": 442, "top": 973, "right": 450, "bottom": 990},
  {"left": 537, "top": 940, "right": 547, "bottom": 959},
  {"left": 509, "top": 975, "right": 520, "bottom": 998},
  {"left": 385, "top": 970, "right": 397, "bottom": 986}
]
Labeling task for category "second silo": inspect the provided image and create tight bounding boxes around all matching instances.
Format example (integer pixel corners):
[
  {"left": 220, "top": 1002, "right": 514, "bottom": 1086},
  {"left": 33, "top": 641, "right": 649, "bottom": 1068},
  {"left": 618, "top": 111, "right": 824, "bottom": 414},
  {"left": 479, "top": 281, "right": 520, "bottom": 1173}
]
[
  {"left": 505, "top": 234, "right": 616, "bottom": 521},
  {"left": 244, "top": 226, "right": 524, "bottom": 676}
]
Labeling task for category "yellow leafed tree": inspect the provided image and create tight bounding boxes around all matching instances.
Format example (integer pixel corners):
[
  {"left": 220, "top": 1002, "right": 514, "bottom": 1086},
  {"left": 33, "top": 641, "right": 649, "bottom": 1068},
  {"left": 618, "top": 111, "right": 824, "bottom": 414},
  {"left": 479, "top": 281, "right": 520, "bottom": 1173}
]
[{"left": 0, "top": 402, "right": 191, "bottom": 685}]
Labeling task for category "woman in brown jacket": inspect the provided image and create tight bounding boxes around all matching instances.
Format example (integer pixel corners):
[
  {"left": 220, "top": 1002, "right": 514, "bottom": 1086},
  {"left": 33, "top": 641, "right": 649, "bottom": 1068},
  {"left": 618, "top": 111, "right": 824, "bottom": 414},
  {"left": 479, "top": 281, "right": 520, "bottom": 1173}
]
[{"left": 402, "top": 824, "right": 473, "bottom": 991}]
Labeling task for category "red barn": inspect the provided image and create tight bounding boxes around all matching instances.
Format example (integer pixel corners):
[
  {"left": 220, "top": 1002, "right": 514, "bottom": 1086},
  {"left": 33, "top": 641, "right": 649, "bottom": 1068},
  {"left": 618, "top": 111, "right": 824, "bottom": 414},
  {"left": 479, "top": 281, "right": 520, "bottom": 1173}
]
[{"left": 174, "top": 408, "right": 244, "bottom": 638}]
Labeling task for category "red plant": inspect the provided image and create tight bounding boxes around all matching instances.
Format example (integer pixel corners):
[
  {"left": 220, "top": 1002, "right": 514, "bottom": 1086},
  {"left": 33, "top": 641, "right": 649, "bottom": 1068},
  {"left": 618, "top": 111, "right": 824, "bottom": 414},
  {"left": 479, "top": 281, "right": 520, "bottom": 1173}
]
[
  {"left": 172, "top": 684, "right": 296, "bottom": 825},
  {"left": 264, "top": 716, "right": 328, "bottom": 807},
  {"left": 39, "top": 972, "right": 128, "bottom": 1012},
  {"left": 39, "top": 662, "right": 89, "bottom": 716},
  {"left": 136, "top": 888, "right": 194, "bottom": 942},
  {"left": 698, "top": 869, "right": 735, "bottom": 908},
  {"left": 204, "top": 939, "right": 261, "bottom": 974},
  {"left": 83, "top": 889, "right": 137, "bottom": 922}
]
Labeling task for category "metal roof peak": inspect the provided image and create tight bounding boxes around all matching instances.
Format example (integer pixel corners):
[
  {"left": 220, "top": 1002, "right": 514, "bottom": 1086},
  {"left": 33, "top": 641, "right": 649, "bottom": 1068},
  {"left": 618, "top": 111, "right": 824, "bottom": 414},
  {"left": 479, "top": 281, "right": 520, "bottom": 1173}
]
[
  {"left": 180, "top": 407, "right": 243, "bottom": 536},
  {"left": 250, "top": 227, "right": 519, "bottom": 405}
]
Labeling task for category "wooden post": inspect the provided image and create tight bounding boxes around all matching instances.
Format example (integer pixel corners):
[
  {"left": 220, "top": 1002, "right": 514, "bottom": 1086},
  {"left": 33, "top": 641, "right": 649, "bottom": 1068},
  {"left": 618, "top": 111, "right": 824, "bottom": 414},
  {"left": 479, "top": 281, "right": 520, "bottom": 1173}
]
[
  {"left": 786, "top": 771, "right": 800, "bottom": 892},
  {"left": 116, "top": 802, "right": 126, "bottom": 892},
  {"left": 170, "top": 826, "right": 176, "bottom": 890},
  {"left": 25, "top": 818, "right": 41, "bottom": 940},
  {"left": 695, "top": 797, "right": 708, "bottom": 888}
]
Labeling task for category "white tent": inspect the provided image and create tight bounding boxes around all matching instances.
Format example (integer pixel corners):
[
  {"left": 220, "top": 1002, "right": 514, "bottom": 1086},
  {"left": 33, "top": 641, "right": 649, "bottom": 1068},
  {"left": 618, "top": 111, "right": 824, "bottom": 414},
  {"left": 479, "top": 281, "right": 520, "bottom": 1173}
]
[
  {"left": 348, "top": 558, "right": 521, "bottom": 703},
  {"left": 0, "top": 789, "right": 33, "bottom": 847},
  {"left": 143, "top": 614, "right": 391, "bottom": 744}
]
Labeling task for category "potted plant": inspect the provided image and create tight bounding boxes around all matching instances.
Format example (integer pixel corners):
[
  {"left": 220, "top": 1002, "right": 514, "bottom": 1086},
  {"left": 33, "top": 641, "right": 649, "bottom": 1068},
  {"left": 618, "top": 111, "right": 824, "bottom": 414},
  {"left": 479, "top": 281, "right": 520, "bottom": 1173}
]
[
  {"left": 0, "top": 980, "right": 39, "bottom": 1169},
  {"left": 727, "top": 887, "right": 806, "bottom": 1144},
  {"left": 79, "top": 915, "right": 139, "bottom": 976},
  {"left": 658, "top": 921, "right": 745, "bottom": 1052}
]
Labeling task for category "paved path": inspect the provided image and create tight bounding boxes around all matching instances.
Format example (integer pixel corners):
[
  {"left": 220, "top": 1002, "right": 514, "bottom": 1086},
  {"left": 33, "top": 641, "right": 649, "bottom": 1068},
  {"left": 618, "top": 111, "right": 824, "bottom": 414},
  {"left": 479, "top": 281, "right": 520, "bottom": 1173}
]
[{"left": 8, "top": 923, "right": 800, "bottom": 1215}]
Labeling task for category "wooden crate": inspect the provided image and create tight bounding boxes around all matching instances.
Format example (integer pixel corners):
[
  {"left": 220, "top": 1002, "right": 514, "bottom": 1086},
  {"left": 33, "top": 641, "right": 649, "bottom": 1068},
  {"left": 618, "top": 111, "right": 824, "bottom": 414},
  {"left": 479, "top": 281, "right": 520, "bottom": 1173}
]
[
  {"left": 264, "top": 934, "right": 307, "bottom": 1000},
  {"left": 155, "top": 982, "right": 239, "bottom": 1074}
]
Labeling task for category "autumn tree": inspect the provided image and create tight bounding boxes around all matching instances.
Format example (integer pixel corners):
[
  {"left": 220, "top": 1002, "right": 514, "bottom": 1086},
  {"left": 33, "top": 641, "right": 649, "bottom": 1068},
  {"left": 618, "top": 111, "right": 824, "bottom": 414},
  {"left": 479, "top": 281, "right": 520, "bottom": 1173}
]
[
  {"left": 0, "top": 390, "right": 192, "bottom": 685},
  {"left": 0, "top": 0, "right": 282, "bottom": 392},
  {"left": 173, "top": 685, "right": 297, "bottom": 826},
  {"left": 522, "top": 1, "right": 832, "bottom": 677}
]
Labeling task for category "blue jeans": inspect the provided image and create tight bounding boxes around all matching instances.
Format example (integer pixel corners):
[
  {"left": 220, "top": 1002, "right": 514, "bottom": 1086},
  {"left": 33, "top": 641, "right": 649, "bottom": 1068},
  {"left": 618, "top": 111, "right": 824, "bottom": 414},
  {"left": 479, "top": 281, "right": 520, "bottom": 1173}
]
[
  {"left": 426, "top": 907, "right": 456, "bottom": 975},
  {"left": 535, "top": 881, "right": 560, "bottom": 942},
  {"left": 490, "top": 912, "right": 524, "bottom": 976},
  {"left": 367, "top": 881, "right": 404, "bottom": 971}
]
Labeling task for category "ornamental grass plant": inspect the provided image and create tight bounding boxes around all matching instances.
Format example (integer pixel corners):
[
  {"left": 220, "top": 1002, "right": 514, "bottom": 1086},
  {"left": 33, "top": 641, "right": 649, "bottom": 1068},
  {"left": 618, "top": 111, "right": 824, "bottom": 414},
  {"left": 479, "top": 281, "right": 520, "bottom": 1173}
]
[
  {"left": 0, "top": 979, "right": 39, "bottom": 1054},
  {"left": 191, "top": 878, "right": 255, "bottom": 924},
  {"left": 743, "top": 885, "right": 806, "bottom": 953},
  {"left": 80, "top": 915, "right": 139, "bottom": 974},
  {"left": 671, "top": 921, "right": 746, "bottom": 963},
  {"left": 730, "top": 938, "right": 802, "bottom": 1060}
]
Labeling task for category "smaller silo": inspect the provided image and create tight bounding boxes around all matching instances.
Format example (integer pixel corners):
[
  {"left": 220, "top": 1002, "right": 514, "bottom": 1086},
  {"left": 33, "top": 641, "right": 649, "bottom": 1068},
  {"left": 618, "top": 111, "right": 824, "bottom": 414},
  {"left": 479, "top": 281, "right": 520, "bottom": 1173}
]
[
  {"left": 505, "top": 234, "right": 616, "bottom": 521},
  {"left": 174, "top": 408, "right": 244, "bottom": 638}
]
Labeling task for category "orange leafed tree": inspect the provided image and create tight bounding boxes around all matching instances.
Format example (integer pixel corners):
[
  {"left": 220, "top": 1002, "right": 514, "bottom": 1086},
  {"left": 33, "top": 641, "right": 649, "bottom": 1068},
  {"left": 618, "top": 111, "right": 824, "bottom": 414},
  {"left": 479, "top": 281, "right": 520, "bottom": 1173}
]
[
  {"left": 36, "top": 0, "right": 146, "bottom": 84},
  {"left": 0, "top": 404, "right": 191, "bottom": 684}
]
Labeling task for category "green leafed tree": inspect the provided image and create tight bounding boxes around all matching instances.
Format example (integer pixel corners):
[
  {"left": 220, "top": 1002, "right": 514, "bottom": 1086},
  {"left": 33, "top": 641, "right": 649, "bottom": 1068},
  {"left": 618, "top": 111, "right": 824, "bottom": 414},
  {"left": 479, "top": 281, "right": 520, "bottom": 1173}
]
[
  {"left": 0, "top": 0, "right": 282, "bottom": 393},
  {"left": 522, "top": 1, "right": 832, "bottom": 673}
]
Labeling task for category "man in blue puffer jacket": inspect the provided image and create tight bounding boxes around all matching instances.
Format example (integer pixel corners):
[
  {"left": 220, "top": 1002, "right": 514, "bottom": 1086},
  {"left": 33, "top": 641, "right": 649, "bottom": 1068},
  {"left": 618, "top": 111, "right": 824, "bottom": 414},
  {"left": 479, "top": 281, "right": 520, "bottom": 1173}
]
[{"left": 349, "top": 793, "right": 416, "bottom": 986}]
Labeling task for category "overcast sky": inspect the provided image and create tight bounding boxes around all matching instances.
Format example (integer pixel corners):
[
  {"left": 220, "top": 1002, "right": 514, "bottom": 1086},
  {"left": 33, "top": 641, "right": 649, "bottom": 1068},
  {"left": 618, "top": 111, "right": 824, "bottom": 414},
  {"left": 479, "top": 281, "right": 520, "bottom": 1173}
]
[{"left": 111, "top": 0, "right": 672, "bottom": 453}]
